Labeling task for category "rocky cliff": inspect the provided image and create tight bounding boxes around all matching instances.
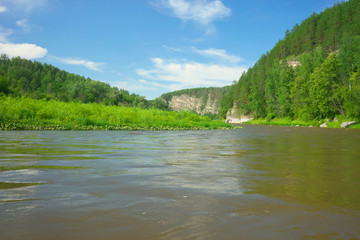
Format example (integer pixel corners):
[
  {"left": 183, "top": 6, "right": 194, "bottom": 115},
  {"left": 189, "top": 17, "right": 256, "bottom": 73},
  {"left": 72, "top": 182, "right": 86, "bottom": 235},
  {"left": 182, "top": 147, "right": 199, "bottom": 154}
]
[
  {"left": 168, "top": 94, "right": 220, "bottom": 115},
  {"left": 225, "top": 105, "right": 253, "bottom": 124},
  {"left": 161, "top": 87, "right": 229, "bottom": 116}
]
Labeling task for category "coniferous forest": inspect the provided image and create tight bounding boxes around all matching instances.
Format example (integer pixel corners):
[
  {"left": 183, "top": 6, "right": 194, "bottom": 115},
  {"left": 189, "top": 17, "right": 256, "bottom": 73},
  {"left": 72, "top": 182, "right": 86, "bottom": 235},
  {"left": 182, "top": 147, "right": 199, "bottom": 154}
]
[{"left": 220, "top": 0, "right": 360, "bottom": 123}]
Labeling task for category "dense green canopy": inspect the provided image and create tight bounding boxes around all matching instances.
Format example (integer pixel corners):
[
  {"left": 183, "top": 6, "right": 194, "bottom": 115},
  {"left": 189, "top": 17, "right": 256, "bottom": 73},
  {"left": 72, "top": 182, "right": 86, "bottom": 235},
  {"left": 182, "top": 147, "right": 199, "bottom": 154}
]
[
  {"left": 220, "top": 0, "right": 360, "bottom": 122},
  {"left": 0, "top": 55, "right": 155, "bottom": 109}
]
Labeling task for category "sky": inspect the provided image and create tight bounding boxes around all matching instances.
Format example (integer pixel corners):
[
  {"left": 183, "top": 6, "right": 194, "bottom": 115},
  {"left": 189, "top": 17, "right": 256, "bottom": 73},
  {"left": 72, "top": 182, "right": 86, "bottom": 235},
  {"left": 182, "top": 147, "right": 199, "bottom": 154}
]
[{"left": 0, "top": 0, "right": 341, "bottom": 99}]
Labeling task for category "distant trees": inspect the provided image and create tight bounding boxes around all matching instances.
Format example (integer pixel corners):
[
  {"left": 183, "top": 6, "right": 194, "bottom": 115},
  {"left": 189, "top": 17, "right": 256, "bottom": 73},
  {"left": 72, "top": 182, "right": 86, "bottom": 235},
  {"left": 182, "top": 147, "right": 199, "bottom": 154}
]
[
  {"left": 0, "top": 54, "right": 157, "bottom": 109},
  {"left": 161, "top": 87, "right": 230, "bottom": 101},
  {"left": 220, "top": 0, "right": 360, "bottom": 121}
]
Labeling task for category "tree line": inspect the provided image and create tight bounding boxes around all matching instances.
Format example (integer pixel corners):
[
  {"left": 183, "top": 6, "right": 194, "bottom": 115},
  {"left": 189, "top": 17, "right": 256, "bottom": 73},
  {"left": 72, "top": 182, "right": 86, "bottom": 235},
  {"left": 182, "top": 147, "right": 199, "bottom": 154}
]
[
  {"left": 0, "top": 55, "right": 168, "bottom": 109},
  {"left": 220, "top": 0, "right": 360, "bottom": 122}
]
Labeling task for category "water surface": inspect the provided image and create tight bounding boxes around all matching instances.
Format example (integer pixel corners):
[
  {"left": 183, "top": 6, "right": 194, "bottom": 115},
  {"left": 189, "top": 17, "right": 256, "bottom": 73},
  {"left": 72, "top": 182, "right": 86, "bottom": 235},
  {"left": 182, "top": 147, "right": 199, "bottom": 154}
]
[{"left": 1, "top": 126, "right": 359, "bottom": 239}]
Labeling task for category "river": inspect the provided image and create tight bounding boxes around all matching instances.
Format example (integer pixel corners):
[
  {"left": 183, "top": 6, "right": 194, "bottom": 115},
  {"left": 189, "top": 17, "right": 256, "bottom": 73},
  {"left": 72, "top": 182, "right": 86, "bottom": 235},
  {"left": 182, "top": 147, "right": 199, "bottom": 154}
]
[{"left": 1, "top": 125, "right": 359, "bottom": 240}]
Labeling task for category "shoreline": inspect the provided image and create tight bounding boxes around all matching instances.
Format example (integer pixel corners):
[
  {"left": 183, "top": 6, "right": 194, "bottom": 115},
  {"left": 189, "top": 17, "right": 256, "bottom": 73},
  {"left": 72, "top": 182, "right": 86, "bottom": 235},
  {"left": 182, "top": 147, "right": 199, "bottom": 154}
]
[
  {"left": 239, "top": 118, "right": 360, "bottom": 129},
  {"left": 0, "top": 122, "right": 238, "bottom": 131},
  {"left": 0, "top": 96, "right": 235, "bottom": 131}
]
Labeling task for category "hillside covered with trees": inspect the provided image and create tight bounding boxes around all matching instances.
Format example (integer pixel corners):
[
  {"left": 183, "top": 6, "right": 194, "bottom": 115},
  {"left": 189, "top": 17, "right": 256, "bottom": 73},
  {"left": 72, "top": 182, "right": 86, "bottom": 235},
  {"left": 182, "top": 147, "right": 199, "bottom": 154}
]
[
  {"left": 220, "top": 0, "right": 360, "bottom": 122},
  {"left": 0, "top": 55, "right": 154, "bottom": 109}
]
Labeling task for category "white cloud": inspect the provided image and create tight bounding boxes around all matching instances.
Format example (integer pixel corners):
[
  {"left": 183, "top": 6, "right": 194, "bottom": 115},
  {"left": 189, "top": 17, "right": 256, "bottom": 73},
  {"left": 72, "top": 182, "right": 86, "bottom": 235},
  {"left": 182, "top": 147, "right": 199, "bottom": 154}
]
[
  {"left": 136, "top": 58, "right": 246, "bottom": 90},
  {"left": 192, "top": 47, "right": 243, "bottom": 64},
  {"left": 5, "top": 0, "right": 48, "bottom": 13},
  {"left": 0, "top": 6, "right": 7, "bottom": 13},
  {"left": 162, "top": 45, "right": 182, "bottom": 52},
  {"left": 0, "top": 26, "right": 12, "bottom": 42},
  {"left": 0, "top": 26, "right": 46, "bottom": 60},
  {"left": 16, "top": 19, "right": 31, "bottom": 32},
  {"left": 0, "top": 42, "right": 47, "bottom": 59},
  {"left": 55, "top": 57, "right": 105, "bottom": 72},
  {"left": 153, "top": 0, "right": 231, "bottom": 25}
]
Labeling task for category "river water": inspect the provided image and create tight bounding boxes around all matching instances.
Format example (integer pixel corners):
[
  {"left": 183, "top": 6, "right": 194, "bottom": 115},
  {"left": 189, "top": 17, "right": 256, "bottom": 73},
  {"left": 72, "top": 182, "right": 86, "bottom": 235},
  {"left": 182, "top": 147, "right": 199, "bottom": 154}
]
[{"left": 0, "top": 125, "right": 359, "bottom": 240}]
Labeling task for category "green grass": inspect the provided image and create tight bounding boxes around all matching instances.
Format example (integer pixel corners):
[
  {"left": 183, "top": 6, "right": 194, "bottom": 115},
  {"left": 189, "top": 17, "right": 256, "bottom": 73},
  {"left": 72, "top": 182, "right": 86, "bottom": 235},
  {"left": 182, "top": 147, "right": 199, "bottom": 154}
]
[
  {"left": 0, "top": 182, "right": 44, "bottom": 190},
  {"left": 244, "top": 117, "right": 360, "bottom": 128},
  {"left": 0, "top": 165, "right": 85, "bottom": 172},
  {"left": 0, "top": 96, "right": 234, "bottom": 130}
]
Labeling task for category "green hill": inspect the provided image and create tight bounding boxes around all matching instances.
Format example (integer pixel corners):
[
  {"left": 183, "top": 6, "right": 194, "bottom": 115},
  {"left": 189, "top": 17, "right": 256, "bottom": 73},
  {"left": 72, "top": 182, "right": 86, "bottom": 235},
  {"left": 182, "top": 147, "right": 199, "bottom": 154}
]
[
  {"left": 0, "top": 55, "right": 152, "bottom": 108},
  {"left": 220, "top": 0, "right": 360, "bottom": 122}
]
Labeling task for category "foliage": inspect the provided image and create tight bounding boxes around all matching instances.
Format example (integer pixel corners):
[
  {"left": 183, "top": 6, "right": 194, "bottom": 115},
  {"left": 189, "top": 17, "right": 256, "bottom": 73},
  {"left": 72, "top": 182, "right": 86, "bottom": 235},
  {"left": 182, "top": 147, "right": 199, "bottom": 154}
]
[
  {"left": 221, "top": 0, "right": 360, "bottom": 122},
  {"left": 0, "top": 96, "right": 234, "bottom": 130},
  {"left": 245, "top": 117, "right": 360, "bottom": 129},
  {"left": 0, "top": 54, "right": 153, "bottom": 108},
  {"left": 161, "top": 87, "right": 230, "bottom": 101}
]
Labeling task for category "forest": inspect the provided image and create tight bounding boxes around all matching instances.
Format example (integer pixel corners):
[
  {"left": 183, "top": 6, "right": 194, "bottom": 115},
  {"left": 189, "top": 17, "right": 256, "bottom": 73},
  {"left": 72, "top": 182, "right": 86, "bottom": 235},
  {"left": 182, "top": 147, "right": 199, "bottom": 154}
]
[
  {"left": 220, "top": 0, "right": 360, "bottom": 123},
  {"left": 0, "top": 55, "right": 170, "bottom": 109}
]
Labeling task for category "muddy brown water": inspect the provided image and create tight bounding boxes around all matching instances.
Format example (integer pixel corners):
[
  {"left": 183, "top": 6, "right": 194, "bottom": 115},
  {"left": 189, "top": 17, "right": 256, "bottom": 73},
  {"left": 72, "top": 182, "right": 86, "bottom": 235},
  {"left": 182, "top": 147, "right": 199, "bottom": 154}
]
[{"left": 1, "top": 125, "right": 359, "bottom": 240}]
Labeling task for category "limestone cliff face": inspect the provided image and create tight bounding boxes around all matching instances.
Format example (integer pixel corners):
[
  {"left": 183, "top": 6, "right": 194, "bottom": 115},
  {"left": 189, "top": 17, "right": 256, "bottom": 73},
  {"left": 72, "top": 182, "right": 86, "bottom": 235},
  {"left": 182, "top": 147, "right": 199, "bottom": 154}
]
[
  {"left": 225, "top": 105, "right": 253, "bottom": 124},
  {"left": 167, "top": 94, "right": 220, "bottom": 115},
  {"left": 287, "top": 59, "right": 300, "bottom": 68}
]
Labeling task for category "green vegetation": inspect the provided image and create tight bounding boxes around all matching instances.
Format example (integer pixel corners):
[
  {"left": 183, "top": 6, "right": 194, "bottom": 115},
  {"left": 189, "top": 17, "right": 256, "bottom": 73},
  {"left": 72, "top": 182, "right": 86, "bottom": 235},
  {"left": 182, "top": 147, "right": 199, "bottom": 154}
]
[
  {"left": 0, "top": 54, "right": 232, "bottom": 129},
  {"left": 0, "top": 96, "right": 234, "bottom": 130},
  {"left": 0, "top": 165, "right": 84, "bottom": 172},
  {"left": 2, "top": 1, "right": 359, "bottom": 129},
  {"left": 220, "top": 0, "right": 360, "bottom": 124},
  {"left": 0, "top": 54, "right": 153, "bottom": 108},
  {"left": 244, "top": 117, "right": 360, "bottom": 128},
  {"left": 161, "top": 86, "right": 230, "bottom": 102},
  {"left": 0, "top": 182, "right": 44, "bottom": 190}
]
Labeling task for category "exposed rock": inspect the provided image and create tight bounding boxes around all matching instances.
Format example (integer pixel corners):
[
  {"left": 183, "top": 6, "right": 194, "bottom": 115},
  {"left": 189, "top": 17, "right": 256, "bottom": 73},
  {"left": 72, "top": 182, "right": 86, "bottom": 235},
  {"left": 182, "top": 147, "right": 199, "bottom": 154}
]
[
  {"left": 320, "top": 123, "right": 328, "bottom": 128},
  {"left": 168, "top": 94, "right": 219, "bottom": 115},
  {"left": 309, "top": 125, "right": 314, "bottom": 128},
  {"left": 341, "top": 121, "right": 357, "bottom": 128},
  {"left": 333, "top": 117, "right": 338, "bottom": 122},
  {"left": 225, "top": 116, "right": 253, "bottom": 124},
  {"left": 287, "top": 60, "right": 300, "bottom": 68},
  {"left": 225, "top": 106, "right": 253, "bottom": 124}
]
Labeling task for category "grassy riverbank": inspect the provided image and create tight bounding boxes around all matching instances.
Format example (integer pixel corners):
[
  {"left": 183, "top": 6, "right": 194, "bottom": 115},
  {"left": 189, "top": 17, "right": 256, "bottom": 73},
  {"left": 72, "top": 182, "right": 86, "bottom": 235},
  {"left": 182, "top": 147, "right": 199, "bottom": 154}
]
[
  {"left": 0, "top": 96, "right": 234, "bottom": 130},
  {"left": 244, "top": 117, "right": 360, "bottom": 128}
]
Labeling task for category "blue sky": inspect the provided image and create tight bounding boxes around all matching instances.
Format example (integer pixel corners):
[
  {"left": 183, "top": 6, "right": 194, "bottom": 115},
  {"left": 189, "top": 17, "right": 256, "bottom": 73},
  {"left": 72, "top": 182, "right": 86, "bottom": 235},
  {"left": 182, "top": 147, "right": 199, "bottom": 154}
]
[{"left": 0, "top": 0, "right": 341, "bottom": 99}]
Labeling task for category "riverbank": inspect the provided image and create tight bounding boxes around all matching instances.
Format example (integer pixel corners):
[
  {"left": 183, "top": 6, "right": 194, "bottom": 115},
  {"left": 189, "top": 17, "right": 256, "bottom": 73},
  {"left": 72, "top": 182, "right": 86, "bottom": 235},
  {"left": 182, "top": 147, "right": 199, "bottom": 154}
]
[
  {"left": 243, "top": 117, "right": 360, "bottom": 129},
  {"left": 0, "top": 96, "right": 234, "bottom": 131}
]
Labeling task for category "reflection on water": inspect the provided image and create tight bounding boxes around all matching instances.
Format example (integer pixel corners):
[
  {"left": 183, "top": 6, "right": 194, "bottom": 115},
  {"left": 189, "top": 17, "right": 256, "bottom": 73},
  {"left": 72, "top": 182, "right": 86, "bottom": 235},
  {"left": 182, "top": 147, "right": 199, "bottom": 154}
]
[{"left": 0, "top": 127, "right": 360, "bottom": 240}]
